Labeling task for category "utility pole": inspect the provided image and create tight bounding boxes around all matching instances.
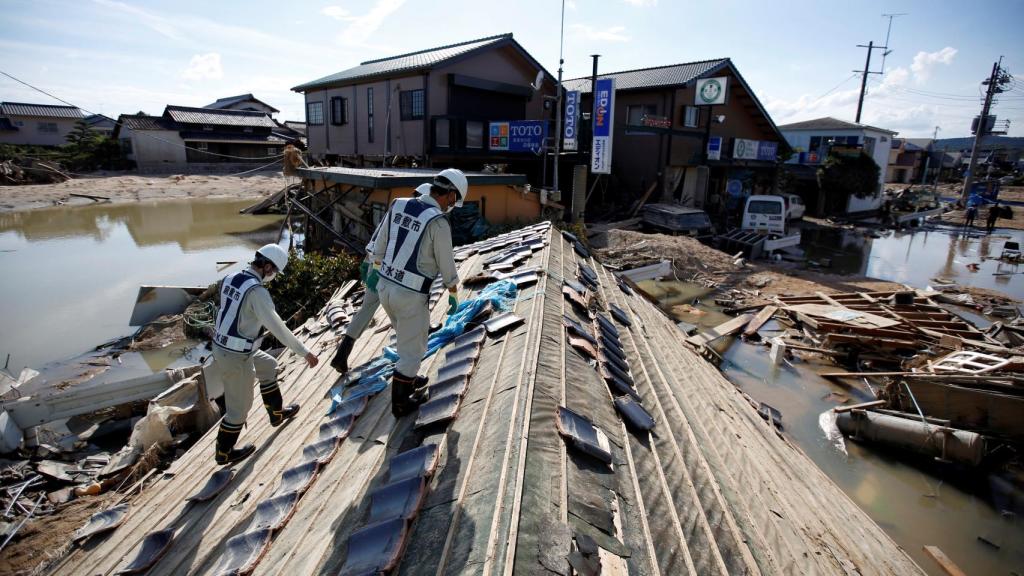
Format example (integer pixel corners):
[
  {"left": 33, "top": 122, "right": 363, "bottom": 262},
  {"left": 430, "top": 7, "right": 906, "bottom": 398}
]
[
  {"left": 587, "top": 54, "right": 600, "bottom": 176},
  {"left": 960, "top": 57, "right": 1010, "bottom": 205},
  {"left": 921, "top": 125, "right": 939, "bottom": 185},
  {"left": 552, "top": 0, "right": 565, "bottom": 203},
  {"left": 854, "top": 41, "right": 886, "bottom": 123}
]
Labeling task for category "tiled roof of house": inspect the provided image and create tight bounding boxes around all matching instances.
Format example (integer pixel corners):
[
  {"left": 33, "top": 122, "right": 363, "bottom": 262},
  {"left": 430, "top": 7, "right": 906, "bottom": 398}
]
[
  {"left": 117, "top": 114, "right": 175, "bottom": 131},
  {"left": 164, "top": 105, "right": 276, "bottom": 128},
  {"left": 777, "top": 116, "right": 898, "bottom": 135},
  {"left": 204, "top": 93, "right": 280, "bottom": 113},
  {"left": 293, "top": 33, "right": 522, "bottom": 91},
  {"left": 0, "top": 102, "right": 85, "bottom": 119},
  {"left": 562, "top": 58, "right": 729, "bottom": 93}
]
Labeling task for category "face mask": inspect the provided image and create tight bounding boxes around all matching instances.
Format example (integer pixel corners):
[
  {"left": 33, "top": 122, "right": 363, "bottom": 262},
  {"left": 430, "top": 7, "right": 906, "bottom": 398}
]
[{"left": 262, "top": 268, "right": 277, "bottom": 283}]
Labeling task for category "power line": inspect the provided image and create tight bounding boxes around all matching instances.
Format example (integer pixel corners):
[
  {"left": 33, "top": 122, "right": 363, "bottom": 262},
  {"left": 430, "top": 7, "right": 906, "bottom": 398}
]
[
  {"left": 815, "top": 72, "right": 860, "bottom": 101},
  {"left": 0, "top": 69, "right": 287, "bottom": 161}
]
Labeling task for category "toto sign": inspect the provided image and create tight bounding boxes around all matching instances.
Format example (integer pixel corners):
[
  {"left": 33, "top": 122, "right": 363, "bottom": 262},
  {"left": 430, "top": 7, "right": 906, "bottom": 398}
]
[
  {"left": 563, "top": 90, "right": 580, "bottom": 151},
  {"left": 489, "top": 120, "right": 548, "bottom": 153}
]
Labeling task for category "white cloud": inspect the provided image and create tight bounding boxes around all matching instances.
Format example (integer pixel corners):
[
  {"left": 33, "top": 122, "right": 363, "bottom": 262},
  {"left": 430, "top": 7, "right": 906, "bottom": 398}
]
[
  {"left": 335, "top": 0, "right": 406, "bottom": 47},
  {"left": 92, "top": 0, "right": 186, "bottom": 42},
  {"left": 880, "top": 66, "right": 910, "bottom": 89},
  {"left": 569, "top": 24, "right": 631, "bottom": 42},
  {"left": 910, "top": 47, "right": 957, "bottom": 84},
  {"left": 623, "top": 0, "right": 657, "bottom": 5},
  {"left": 182, "top": 53, "right": 223, "bottom": 81},
  {"left": 321, "top": 6, "right": 354, "bottom": 21}
]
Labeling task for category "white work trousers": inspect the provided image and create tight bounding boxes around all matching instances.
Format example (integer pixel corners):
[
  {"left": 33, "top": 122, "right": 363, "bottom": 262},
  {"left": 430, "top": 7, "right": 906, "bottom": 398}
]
[
  {"left": 377, "top": 280, "right": 429, "bottom": 377},
  {"left": 206, "top": 347, "right": 278, "bottom": 424},
  {"left": 344, "top": 287, "right": 380, "bottom": 340}
]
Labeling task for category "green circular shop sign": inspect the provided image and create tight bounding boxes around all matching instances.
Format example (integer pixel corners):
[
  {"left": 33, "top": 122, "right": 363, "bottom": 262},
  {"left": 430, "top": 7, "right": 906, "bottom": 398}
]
[{"left": 699, "top": 79, "right": 723, "bottom": 104}]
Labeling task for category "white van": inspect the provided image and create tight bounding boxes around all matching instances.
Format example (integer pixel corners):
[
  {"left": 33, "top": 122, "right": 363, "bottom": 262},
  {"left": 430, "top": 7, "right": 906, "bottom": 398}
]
[{"left": 742, "top": 195, "right": 787, "bottom": 235}]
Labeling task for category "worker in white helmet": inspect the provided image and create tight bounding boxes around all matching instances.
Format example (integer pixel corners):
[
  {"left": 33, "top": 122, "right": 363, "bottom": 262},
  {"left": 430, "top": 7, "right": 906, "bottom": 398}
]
[
  {"left": 205, "top": 244, "right": 319, "bottom": 464},
  {"left": 330, "top": 184, "right": 429, "bottom": 374},
  {"left": 369, "top": 169, "right": 466, "bottom": 417}
]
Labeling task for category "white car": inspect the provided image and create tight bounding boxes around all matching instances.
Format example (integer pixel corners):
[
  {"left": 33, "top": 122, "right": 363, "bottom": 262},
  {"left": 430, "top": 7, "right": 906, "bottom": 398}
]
[{"left": 785, "top": 194, "right": 805, "bottom": 220}]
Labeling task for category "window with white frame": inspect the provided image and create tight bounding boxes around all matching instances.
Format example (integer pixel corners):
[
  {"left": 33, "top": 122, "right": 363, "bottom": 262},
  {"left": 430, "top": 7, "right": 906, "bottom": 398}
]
[
  {"left": 37, "top": 122, "right": 58, "bottom": 133},
  {"left": 399, "top": 89, "right": 425, "bottom": 120},
  {"left": 683, "top": 106, "right": 699, "bottom": 128}
]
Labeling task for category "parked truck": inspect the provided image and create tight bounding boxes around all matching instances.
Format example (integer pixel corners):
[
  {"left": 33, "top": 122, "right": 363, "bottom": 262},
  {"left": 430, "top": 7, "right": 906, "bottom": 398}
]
[{"left": 718, "top": 195, "right": 802, "bottom": 259}]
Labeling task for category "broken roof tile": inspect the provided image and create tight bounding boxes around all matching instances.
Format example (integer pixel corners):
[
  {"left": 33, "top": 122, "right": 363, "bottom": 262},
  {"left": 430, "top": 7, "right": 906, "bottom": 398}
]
[
  {"left": 428, "top": 374, "right": 470, "bottom": 402},
  {"left": 610, "top": 305, "right": 632, "bottom": 326},
  {"left": 301, "top": 437, "right": 340, "bottom": 467},
  {"left": 212, "top": 528, "right": 272, "bottom": 576},
  {"left": 251, "top": 490, "right": 300, "bottom": 532},
  {"left": 415, "top": 394, "right": 462, "bottom": 429},
  {"left": 556, "top": 406, "right": 613, "bottom": 464},
  {"left": 563, "top": 278, "right": 587, "bottom": 295},
  {"left": 387, "top": 444, "right": 440, "bottom": 484},
  {"left": 368, "top": 475, "right": 428, "bottom": 523},
  {"left": 318, "top": 413, "right": 355, "bottom": 442},
  {"left": 73, "top": 504, "right": 130, "bottom": 542},
  {"left": 484, "top": 312, "right": 524, "bottom": 336},
  {"left": 568, "top": 335, "right": 599, "bottom": 361},
  {"left": 614, "top": 396, "right": 656, "bottom": 432},
  {"left": 116, "top": 529, "right": 174, "bottom": 574},
  {"left": 187, "top": 469, "right": 233, "bottom": 503},
  {"left": 276, "top": 461, "right": 318, "bottom": 497},
  {"left": 339, "top": 518, "right": 409, "bottom": 576}
]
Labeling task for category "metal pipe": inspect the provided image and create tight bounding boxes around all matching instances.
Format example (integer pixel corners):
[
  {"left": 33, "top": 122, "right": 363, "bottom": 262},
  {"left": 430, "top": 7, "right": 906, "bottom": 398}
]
[
  {"left": 0, "top": 493, "right": 44, "bottom": 553},
  {"left": 836, "top": 410, "right": 984, "bottom": 466}
]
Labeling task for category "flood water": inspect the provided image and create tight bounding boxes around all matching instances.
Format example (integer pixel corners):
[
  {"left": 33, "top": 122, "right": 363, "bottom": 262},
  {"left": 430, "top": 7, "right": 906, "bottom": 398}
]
[
  {"left": 0, "top": 199, "right": 282, "bottom": 374},
  {"left": 642, "top": 280, "right": 1024, "bottom": 575},
  {"left": 800, "top": 224, "right": 1024, "bottom": 298}
]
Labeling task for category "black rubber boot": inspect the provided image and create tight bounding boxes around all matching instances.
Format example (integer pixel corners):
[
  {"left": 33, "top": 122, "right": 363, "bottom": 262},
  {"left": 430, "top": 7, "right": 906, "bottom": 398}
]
[
  {"left": 261, "top": 381, "right": 300, "bottom": 427},
  {"left": 410, "top": 376, "right": 430, "bottom": 406},
  {"left": 330, "top": 335, "right": 355, "bottom": 373},
  {"left": 391, "top": 372, "right": 418, "bottom": 418},
  {"left": 215, "top": 420, "right": 255, "bottom": 465}
]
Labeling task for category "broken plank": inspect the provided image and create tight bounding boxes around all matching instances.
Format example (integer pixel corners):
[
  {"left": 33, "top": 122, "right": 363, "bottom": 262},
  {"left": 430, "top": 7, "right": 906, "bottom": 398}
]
[
  {"left": 814, "top": 292, "right": 843, "bottom": 307},
  {"left": 743, "top": 306, "right": 778, "bottom": 338},
  {"left": 824, "top": 333, "right": 920, "bottom": 350},
  {"left": 832, "top": 400, "right": 886, "bottom": 413},
  {"left": 686, "top": 314, "right": 754, "bottom": 347},
  {"left": 922, "top": 545, "right": 967, "bottom": 576}
]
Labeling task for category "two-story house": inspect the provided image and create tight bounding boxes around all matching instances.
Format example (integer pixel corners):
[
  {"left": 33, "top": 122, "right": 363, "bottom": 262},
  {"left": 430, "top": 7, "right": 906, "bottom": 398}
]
[
  {"left": 203, "top": 93, "right": 280, "bottom": 116},
  {"left": 563, "top": 58, "right": 786, "bottom": 216},
  {"left": 291, "top": 33, "right": 554, "bottom": 168},
  {"left": 778, "top": 117, "right": 896, "bottom": 214},
  {"left": 0, "top": 102, "right": 85, "bottom": 146}
]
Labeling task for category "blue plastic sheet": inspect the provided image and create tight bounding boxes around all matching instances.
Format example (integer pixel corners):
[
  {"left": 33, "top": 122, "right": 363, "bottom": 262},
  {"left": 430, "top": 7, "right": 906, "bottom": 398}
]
[
  {"left": 326, "top": 280, "right": 517, "bottom": 415},
  {"left": 424, "top": 280, "right": 517, "bottom": 357}
]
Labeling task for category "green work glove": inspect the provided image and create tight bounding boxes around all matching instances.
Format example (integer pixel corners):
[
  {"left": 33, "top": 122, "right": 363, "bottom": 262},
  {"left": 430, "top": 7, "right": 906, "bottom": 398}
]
[
  {"left": 447, "top": 293, "right": 458, "bottom": 315},
  {"left": 366, "top": 267, "right": 380, "bottom": 294},
  {"left": 358, "top": 260, "right": 370, "bottom": 284}
]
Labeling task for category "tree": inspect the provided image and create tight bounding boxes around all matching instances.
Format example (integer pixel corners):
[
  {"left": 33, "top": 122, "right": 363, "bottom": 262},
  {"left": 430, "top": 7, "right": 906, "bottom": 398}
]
[
  {"left": 65, "top": 120, "right": 100, "bottom": 149},
  {"left": 816, "top": 151, "right": 880, "bottom": 216}
]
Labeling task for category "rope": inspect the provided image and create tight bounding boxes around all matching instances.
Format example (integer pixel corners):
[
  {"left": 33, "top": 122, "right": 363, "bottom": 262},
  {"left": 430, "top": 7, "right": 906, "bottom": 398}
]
[
  {"left": 0, "top": 69, "right": 291, "bottom": 161},
  {"left": 184, "top": 300, "right": 218, "bottom": 339}
]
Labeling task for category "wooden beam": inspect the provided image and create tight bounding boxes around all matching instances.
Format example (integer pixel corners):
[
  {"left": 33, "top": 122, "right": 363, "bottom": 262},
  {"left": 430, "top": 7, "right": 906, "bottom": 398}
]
[
  {"left": 832, "top": 400, "right": 886, "bottom": 413},
  {"left": 743, "top": 306, "right": 777, "bottom": 338},
  {"left": 686, "top": 314, "right": 754, "bottom": 347},
  {"left": 923, "top": 545, "right": 968, "bottom": 576}
]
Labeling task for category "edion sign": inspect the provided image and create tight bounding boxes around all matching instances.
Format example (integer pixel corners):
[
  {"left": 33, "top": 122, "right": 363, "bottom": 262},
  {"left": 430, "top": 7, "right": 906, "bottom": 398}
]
[{"left": 591, "top": 78, "right": 615, "bottom": 174}]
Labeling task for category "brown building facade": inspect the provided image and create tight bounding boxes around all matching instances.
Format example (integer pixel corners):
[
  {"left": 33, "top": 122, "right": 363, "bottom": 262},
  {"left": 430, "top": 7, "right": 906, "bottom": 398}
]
[
  {"left": 292, "top": 34, "right": 555, "bottom": 169},
  {"left": 564, "top": 59, "right": 785, "bottom": 219}
]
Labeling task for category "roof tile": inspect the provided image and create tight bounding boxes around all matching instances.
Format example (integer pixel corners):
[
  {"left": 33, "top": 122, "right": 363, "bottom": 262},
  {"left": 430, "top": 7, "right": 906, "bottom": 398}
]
[
  {"left": 561, "top": 59, "right": 729, "bottom": 93},
  {"left": 165, "top": 105, "right": 276, "bottom": 128},
  {"left": 1, "top": 102, "right": 84, "bottom": 119}
]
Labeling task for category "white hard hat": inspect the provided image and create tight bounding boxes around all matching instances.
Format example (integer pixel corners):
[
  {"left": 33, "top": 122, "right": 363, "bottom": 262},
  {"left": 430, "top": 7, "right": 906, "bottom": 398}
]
[
  {"left": 256, "top": 243, "right": 289, "bottom": 272},
  {"left": 414, "top": 183, "right": 431, "bottom": 196},
  {"left": 434, "top": 168, "right": 468, "bottom": 208}
]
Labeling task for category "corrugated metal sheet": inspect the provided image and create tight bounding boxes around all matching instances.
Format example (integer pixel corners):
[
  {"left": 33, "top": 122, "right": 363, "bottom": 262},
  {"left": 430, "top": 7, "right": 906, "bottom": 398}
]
[
  {"left": 165, "top": 106, "right": 276, "bottom": 128},
  {"left": 561, "top": 59, "right": 728, "bottom": 93},
  {"left": 293, "top": 34, "right": 511, "bottom": 91},
  {"left": 0, "top": 102, "right": 85, "bottom": 119}
]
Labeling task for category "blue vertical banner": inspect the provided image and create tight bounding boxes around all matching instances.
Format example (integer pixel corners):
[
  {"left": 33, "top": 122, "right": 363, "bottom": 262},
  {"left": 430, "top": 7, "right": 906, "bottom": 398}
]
[
  {"left": 591, "top": 78, "right": 615, "bottom": 174},
  {"left": 563, "top": 90, "right": 580, "bottom": 152}
]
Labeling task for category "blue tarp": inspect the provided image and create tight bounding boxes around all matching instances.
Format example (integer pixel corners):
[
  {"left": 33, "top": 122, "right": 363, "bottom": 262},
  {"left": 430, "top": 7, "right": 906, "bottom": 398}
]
[{"left": 327, "top": 279, "right": 518, "bottom": 414}]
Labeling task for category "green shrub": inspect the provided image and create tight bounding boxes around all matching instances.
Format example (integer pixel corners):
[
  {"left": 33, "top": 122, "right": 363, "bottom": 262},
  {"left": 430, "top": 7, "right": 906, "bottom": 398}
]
[{"left": 266, "top": 251, "right": 360, "bottom": 324}]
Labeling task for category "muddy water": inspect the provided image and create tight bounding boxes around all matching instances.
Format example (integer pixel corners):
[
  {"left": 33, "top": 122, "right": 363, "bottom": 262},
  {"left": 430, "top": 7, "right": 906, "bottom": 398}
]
[
  {"left": 0, "top": 199, "right": 282, "bottom": 373},
  {"left": 800, "top": 225, "right": 1024, "bottom": 298},
  {"left": 639, "top": 280, "right": 1024, "bottom": 574}
]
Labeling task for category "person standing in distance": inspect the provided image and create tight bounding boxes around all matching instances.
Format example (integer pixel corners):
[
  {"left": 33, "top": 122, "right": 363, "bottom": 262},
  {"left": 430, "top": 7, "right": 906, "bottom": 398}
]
[
  {"left": 369, "top": 169, "right": 465, "bottom": 417},
  {"left": 206, "top": 244, "right": 319, "bottom": 464}
]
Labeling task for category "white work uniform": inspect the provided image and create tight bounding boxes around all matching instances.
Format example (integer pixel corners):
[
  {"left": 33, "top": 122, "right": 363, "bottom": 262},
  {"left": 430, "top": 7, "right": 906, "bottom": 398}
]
[
  {"left": 345, "top": 185, "right": 427, "bottom": 340},
  {"left": 373, "top": 195, "right": 458, "bottom": 377},
  {"left": 205, "top": 267, "right": 312, "bottom": 424}
]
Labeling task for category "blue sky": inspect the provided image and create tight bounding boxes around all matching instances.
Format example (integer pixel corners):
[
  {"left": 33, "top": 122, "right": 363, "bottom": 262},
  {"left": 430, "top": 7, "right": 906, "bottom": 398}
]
[{"left": 1, "top": 0, "right": 1022, "bottom": 138}]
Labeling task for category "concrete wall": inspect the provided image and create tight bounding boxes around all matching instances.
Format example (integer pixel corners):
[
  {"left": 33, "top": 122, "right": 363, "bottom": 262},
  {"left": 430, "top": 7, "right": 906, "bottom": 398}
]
[
  {"left": 122, "top": 127, "right": 188, "bottom": 172},
  {"left": 0, "top": 116, "right": 79, "bottom": 146}
]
